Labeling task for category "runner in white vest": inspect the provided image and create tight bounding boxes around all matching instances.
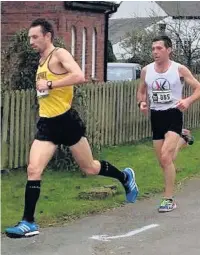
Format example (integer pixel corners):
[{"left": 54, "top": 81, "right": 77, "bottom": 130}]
[{"left": 137, "top": 35, "right": 200, "bottom": 212}]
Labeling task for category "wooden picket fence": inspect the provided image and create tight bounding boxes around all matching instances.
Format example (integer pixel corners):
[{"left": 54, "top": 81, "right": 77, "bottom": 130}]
[
  {"left": 85, "top": 81, "right": 152, "bottom": 146},
  {"left": 1, "top": 90, "right": 37, "bottom": 170},
  {"left": 85, "top": 81, "right": 200, "bottom": 146},
  {"left": 1, "top": 81, "right": 200, "bottom": 170}
]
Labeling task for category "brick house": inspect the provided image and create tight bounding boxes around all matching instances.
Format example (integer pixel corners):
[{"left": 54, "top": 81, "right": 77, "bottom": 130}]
[{"left": 1, "top": 1, "right": 119, "bottom": 81}]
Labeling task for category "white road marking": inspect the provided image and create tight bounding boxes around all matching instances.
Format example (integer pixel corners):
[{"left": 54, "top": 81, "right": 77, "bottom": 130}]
[{"left": 90, "top": 224, "right": 159, "bottom": 242}]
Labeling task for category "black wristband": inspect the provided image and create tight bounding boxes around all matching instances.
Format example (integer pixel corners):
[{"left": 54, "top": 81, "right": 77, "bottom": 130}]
[
  {"left": 47, "top": 80, "right": 53, "bottom": 89},
  {"left": 138, "top": 101, "right": 143, "bottom": 108}
]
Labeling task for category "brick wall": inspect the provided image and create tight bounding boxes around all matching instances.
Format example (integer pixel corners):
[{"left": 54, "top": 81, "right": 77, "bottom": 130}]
[{"left": 1, "top": 1, "right": 105, "bottom": 81}]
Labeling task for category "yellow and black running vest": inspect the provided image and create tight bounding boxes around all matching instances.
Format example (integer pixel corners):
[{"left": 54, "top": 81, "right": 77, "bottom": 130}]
[{"left": 36, "top": 48, "right": 73, "bottom": 118}]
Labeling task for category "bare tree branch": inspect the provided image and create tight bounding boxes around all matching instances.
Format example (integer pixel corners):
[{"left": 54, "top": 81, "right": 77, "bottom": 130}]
[{"left": 119, "top": 8, "right": 200, "bottom": 69}]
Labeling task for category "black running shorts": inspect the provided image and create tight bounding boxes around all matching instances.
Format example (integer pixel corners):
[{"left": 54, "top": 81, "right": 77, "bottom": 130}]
[
  {"left": 35, "top": 108, "right": 86, "bottom": 146},
  {"left": 150, "top": 108, "right": 183, "bottom": 140}
]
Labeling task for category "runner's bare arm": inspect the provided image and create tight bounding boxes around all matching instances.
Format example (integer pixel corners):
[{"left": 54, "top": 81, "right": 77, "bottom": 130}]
[
  {"left": 179, "top": 65, "right": 200, "bottom": 104},
  {"left": 137, "top": 67, "right": 147, "bottom": 104},
  {"left": 52, "top": 48, "right": 85, "bottom": 88}
]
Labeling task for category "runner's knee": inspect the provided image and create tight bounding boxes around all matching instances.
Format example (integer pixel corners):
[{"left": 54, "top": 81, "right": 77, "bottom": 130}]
[
  {"left": 80, "top": 160, "right": 100, "bottom": 175},
  {"left": 27, "top": 163, "right": 43, "bottom": 180},
  {"left": 160, "top": 150, "right": 173, "bottom": 167}
]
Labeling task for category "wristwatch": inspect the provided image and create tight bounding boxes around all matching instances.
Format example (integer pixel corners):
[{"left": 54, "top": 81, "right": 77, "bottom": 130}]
[
  {"left": 137, "top": 101, "right": 143, "bottom": 108},
  {"left": 47, "top": 80, "right": 53, "bottom": 89}
]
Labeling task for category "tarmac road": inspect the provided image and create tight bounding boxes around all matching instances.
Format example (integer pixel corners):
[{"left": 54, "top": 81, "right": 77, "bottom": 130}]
[{"left": 2, "top": 178, "right": 200, "bottom": 255}]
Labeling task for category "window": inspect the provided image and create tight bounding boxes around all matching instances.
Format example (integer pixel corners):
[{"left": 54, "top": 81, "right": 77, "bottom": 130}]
[
  {"left": 92, "top": 28, "right": 97, "bottom": 78},
  {"left": 82, "top": 28, "right": 87, "bottom": 74},
  {"left": 71, "top": 26, "right": 76, "bottom": 57}
]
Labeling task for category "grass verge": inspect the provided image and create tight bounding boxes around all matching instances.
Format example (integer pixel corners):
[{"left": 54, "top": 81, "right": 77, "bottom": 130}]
[{"left": 1, "top": 129, "right": 200, "bottom": 231}]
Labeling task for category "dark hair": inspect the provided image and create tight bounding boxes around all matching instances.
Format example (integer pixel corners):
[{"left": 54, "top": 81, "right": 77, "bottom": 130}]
[
  {"left": 30, "top": 18, "right": 54, "bottom": 41},
  {"left": 152, "top": 35, "right": 172, "bottom": 48}
]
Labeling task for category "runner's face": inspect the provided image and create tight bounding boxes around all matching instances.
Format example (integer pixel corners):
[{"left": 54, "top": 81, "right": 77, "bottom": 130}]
[
  {"left": 152, "top": 40, "right": 171, "bottom": 63},
  {"left": 28, "top": 26, "right": 50, "bottom": 53}
]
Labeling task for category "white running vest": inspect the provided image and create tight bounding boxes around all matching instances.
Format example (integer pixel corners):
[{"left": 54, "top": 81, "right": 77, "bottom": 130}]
[{"left": 145, "top": 61, "right": 184, "bottom": 110}]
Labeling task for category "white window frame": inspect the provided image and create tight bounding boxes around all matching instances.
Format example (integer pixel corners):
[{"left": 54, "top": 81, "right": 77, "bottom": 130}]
[
  {"left": 92, "top": 28, "right": 97, "bottom": 78},
  {"left": 82, "top": 28, "right": 87, "bottom": 74},
  {"left": 71, "top": 26, "right": 76, "bottom": 57}
]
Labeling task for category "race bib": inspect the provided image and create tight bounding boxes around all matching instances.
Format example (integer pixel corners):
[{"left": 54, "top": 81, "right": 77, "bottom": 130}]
[
  {"left": 152, "top": 90, "right": 172, "bottom": 103},
  {"left": 37, "top": 90, "right": 49, "bottom": 98}
]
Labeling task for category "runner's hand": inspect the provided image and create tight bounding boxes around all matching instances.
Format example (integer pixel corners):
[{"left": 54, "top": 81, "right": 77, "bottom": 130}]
[
  {"left": 176, "top": 98, "right": 190, "bottom": 112},
  {"left": 140, "top": 102, "right": 148, "bottom": 115},
  {"left": 36, "top": 79, "right": 48, "bottom": 91}
]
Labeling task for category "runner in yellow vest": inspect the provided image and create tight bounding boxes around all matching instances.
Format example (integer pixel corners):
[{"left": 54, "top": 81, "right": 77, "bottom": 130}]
[
  {"left": 5, "top": 18, "right": 138, "bottom": 238},
  {"left": 36, "top": 47, "right": 73, "bottom": 117}
]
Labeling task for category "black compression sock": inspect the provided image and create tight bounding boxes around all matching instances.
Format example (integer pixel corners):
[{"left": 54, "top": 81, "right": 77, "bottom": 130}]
[
  {"left": 98, "top": 160, "right": 127, "bottom": 184},
  {"left": 22, "top": 180, "right": 41, "bottom": 222}
]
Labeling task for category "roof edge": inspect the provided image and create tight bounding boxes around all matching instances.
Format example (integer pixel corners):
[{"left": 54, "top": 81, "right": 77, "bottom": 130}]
[{"left": 64, "top": 1, "right": 120, "bottom": 13}]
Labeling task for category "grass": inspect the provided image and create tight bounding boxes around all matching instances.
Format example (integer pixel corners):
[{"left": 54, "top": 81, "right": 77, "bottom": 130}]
[{"left": 1, "top": 129, "right": 200, "bottom": 231}]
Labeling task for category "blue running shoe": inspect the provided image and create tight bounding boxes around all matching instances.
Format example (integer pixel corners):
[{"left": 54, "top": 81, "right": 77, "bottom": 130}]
[
  {"left": 5, "top": 220, "right": 39, "bottom": 238},
  {"left": 123, "top": 168, "right": 139, "bottom": 203}
]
